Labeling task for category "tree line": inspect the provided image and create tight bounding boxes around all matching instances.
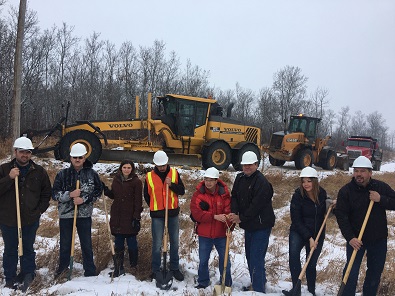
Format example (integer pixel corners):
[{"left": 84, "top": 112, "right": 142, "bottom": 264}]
[{"left": 0, "top": 5, "right": 393, "bottom": 151}]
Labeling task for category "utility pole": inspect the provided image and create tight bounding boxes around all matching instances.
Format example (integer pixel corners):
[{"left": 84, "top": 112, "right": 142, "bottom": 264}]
[{"left": 11, "top": 0, "right": 27, "bottom": 143}]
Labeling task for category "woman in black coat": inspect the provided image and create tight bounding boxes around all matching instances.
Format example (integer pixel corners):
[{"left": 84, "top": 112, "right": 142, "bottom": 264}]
[
  {"left": 104, "top": 160, "right": 143, "bottom": 277},
  {"left": 282, "top": 167, "right": 332, "bottom": 296}
]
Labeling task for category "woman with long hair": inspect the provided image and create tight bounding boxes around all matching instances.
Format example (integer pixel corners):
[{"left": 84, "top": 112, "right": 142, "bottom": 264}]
[
  {"left": 282, "top": 167, "right": 332, "bottom": 296},
  {"left": 104, "top": 160, "right": 143, "bottom": 277}
]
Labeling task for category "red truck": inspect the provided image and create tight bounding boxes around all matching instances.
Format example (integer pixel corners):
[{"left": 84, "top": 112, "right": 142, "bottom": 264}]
[{"left": 345, "top": 136, "right": 383, "bottom": 171}]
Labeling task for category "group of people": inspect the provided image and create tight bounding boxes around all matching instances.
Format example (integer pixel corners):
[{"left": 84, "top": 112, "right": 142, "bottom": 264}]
[{"left": 1, "top": 137, "right": 395, "bottom": 295}]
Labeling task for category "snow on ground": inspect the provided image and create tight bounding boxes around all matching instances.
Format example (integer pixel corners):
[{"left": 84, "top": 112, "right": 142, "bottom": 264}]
[{"left": 0, "top": 157, "right": 394, "bottom": 295}]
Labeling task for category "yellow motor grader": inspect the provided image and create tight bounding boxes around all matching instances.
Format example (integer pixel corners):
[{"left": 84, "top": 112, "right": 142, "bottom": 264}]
[{"left": 25, "top": 93, "right": 261, "bottom": 170}]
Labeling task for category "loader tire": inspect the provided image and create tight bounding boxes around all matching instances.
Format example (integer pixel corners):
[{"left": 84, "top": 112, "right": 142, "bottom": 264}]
[
  {"left": 269, "top": 155, "right": 286, "bottom": 167},
  {"left": 58, "top": 130, "right": 102, "bottom": 163},
  {"left": 202, "top": 141, "right": 232, "bottom": 170},
  {"left": 295, "top": 149, "right": 313, "bottom": 170},
  {"left": 321, "top": 150, "right": 337, "bottom": 170},
  {"left": 231, "top": 144, "right": 261, "bottom": 171}
]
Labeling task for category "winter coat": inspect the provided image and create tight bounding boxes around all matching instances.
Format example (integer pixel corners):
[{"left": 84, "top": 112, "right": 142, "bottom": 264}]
[
  {"left": 144, "top": 165, "right": 185, "bottom": 218},
  {"left": 231, "top": 170, "right": 275, "bottom": 231},
  {"left": 190, "top": 179, "right": 231, "bottom": 238},
  {"left": 335, "top": 177, "right": 395, "bottom": 243},
  {"left": 0, "top": 159, "right": 51, "bottom": 227},
  {"left": 105, "top": 173, "right": 143, "bottom": 235},
  {"left": 52, "top": 159, "right": 102, "bottom": 219},
  {"left": 289, "top": 187, "right": 328, "bottom": 242}
]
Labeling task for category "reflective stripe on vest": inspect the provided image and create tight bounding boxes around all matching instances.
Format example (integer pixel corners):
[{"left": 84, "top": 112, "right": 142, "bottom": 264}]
[{"left": 146, "top": 168, "right": 178, "bottom": 211}]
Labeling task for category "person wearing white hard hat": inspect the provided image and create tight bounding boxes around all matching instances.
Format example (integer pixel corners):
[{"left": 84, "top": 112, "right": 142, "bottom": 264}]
[
  {"left": 0, "top": 137, "right": 52, "bottom": 291},
  {"left": 52, "top": 143, "right": 102, "bottom": 278},
  {"left": 282, "top": 167, "right": 334, "bottom": 296},
  {"left": 335, "top": 156, "right": 395, "bottom": 296},
  {"left": 144, "top": 150, "right": 185, "bottom": 282},
  {"left": 190, "top": 167, "right": 232, "bottom": 289},
  {"left": 228, "top": 150, "right": 275, "bottom": 293}
]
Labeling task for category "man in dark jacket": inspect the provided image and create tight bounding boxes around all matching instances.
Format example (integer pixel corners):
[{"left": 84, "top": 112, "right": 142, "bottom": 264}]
[
  {"left": 52, "top": 143, "right": 102, "bottom": 278},
  {"left": 144, "top": 150, "right": 185, "bottom": 282},
  {"left": 228, "top": 151, "right": 275, "bottom": 293},
  {"left": 0, "top": 137, "right": 51, "bottom": 291},
  {"left": 335, "top": 156, "right": 395, "bottom": 296}
]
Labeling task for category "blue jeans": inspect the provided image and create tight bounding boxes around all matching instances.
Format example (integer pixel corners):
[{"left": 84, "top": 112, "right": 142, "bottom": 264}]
[
  {"left": 197, "top": 236, "right": 232, "bottom": 287},
  {"left": 288, "top": 230, "right": 324, "bottom": 290},
  {"left": 342, "top": 238, "right": 387, "bottom": 296},
  {"left": 151, "top": 216, "right": 179, "bottom": 272},
  {"left": 58, "top": 217, "right": 96, "bottom": 276},
  {"left": 0, "top": 221, "right": 39, "bottom": 281},
  {"left": 114, "top": 234, "right": 137, "bottom": 251},
  {"left": 245, "top": 227, "right": 271, "bottom": 293}
]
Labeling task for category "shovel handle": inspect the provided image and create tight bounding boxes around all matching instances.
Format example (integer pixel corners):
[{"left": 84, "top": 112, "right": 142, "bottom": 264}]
[
  {"left": 69, "top": 180, "right": 80, "bottom": 280},
  {"left": 297, "top": 203, "right": 334, "bottom": 281},
  {"left": 102, "top": 191, "right": 115, "bottom": 256},
  {"left": 338, "top": 200, "right": 374, "bottom": 295},
  {"left": 15, "top": 176, "right": 23, "bottom": 257}
]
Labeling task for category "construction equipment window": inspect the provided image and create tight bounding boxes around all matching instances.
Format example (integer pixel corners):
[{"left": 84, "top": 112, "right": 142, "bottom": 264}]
[
  {"left": 195, "top": 102, "right": 208, "bottom": 127},
  {"left": 307, "top": 120, "right": 316, "bottom": 138},
  {"left": 178, "top": 101, "right": 195, "bottom": 136}
]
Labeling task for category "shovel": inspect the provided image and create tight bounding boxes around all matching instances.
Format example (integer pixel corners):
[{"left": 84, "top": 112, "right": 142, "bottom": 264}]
[
  {"left": 15, "top": 176, "right": 23, "bottom": 257},
  {"left": 102, "top": 191, "right": 117, "bottom": 281},
  {"left": 214, "top": 228, "right": 232, "bottom": 296},
  {"left": 337, "top": 200, "right": 374, "bottom": 296},
  {"left": 155, "top": 184, "right": 173, "bottom": 290},
  {"left": 68, "top": 180, "right": 80, "bottom": 280},
  {"left": 293, "top": 203, "right": 335, "bottom": 295}
]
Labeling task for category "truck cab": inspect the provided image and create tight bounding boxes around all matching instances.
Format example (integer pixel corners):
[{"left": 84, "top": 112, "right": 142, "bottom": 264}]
[{"left": 346, "top": 136, "right": 382, "bottom": 171}]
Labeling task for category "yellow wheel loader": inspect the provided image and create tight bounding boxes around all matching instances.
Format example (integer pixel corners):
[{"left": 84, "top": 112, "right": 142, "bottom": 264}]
[
  {"left": 265, "top": 114, "right": 343, "bottom": 170},
  {"left": 24, "top": 94, "right": 261, "bottom": 170}
]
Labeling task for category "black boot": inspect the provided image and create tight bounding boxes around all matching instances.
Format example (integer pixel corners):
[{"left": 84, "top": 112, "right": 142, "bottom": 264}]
[
  {"left": 109, "top": 248, "right": 125, "bottom": 277},
  {"left": 282, "top": 285, "right": 301, "bottom": 296},
  {"left": 129, "top": 249, "right": 138, "bottom": 267}
]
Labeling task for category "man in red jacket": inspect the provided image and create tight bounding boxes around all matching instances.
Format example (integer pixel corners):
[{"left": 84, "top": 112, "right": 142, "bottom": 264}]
[{"left": 190, "top": 167, "right": 232, "bottom": 289}]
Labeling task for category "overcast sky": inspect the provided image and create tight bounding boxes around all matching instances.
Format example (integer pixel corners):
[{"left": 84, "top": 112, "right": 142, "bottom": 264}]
[{"left": 4, "top": 1, "right": 395, "bottom": 130}]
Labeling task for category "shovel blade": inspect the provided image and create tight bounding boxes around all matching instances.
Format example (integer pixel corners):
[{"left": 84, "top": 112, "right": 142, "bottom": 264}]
[
  {"left": 213, "top": 284, "right": 232, "bottom": 296},
  {"left": 155, "top": 270, "right": 173, "bottom": 290}
]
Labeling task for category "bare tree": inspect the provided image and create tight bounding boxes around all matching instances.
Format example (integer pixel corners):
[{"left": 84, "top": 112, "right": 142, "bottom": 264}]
[
  {"left": 272, "top": 65, "right": 308, "bottom": 124},
  {"left": 11, "top": 0, "right": 26, "bottom": 142},
  {"left": 310, "top": 87, "right": 329, "bottom": 118}
]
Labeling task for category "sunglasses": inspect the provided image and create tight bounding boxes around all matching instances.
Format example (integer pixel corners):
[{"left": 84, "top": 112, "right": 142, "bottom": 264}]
[{"left": 72, "top": 156, "right": 84, "bottom": 159}]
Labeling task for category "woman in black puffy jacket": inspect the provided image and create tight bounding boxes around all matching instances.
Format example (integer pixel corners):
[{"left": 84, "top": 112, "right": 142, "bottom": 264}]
[{"left": 282, "top": 167, "right": 332, "bottom": 296}]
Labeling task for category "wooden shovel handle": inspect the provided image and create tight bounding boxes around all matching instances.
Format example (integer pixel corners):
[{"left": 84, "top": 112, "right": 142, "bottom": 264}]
[
  {"left": 70, "top": 180, "right": 80, "bottom": 257},
  {"left": 15, "top": 176, "right": 23, "bottom": 257},
  {"left": 341, "top": 200, "right": 374, "bottom": 285}
]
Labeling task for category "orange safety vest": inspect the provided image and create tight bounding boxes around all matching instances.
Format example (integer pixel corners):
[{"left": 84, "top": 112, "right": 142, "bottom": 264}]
[{"left": 146, "top": 168, "right": 179, "bottom": 211}]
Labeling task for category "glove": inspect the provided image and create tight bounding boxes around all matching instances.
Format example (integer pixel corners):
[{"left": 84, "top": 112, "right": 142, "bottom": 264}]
[
  {"left": 199, "top": 201, "right": 210, "bottom": 211},
  {"left": 131, "top": 219, "right": 141, "bottom": 232},
  {"left": 101, "top": 182, "right": 110, "bottom": 195}
]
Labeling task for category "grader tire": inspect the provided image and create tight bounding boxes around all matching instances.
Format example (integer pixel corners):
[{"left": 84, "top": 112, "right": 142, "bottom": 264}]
[{"left": 58, "top": 130, "right": 102, "bottom": 163}]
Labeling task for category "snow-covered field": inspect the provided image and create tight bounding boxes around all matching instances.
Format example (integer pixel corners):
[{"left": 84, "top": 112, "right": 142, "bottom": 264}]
[{"left": 1, "top": 156, "right": 395, "bottom": 295}]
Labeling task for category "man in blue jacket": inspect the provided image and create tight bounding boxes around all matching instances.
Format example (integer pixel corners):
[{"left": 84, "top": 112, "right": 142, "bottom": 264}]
[
  {"left": 335, "top": 156, "right": 395, "bottom": 296},
  {"left": 52, "top": 143, "right": 102, "bottom": 278}
]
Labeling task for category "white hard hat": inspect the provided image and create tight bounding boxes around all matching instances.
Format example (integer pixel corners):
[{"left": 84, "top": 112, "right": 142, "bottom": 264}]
[
  {"left": 352, "top": 156, "right": 373, "bottom": 169},
  {"left": 70, "top": 143, "right": 87, "bottom": 157},
  {"left": 204, "top": 167, "right": 219, "bottom": 179},
  {"left": 13, "top": 137, "right": 34, "bottom": 150},
  {"left": 299, "top": 166, "right": 318, "bottom": 178},
  {"left": 153, "top": 150, "right": 168, "bottom": 166},
  {"left": 240, "top": 151, "right": 258, "bottom": 165}
]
